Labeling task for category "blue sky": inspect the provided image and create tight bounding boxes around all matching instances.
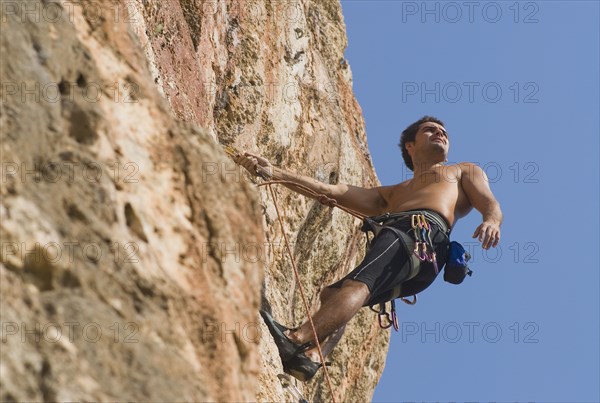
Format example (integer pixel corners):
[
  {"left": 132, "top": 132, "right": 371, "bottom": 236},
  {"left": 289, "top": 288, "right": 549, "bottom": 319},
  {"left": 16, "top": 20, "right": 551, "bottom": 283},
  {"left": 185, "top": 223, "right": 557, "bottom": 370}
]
[{"left": 340, "top": 1, "right": 600, "bottom": 402}]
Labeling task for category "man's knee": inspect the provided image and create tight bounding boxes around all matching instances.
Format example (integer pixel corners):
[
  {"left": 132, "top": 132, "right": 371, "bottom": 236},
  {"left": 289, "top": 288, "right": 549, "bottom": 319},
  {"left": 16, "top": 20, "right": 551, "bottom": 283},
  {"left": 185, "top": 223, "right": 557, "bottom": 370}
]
[
  {"left": 342, "top": 279, "right": 369, "bottom": 291},
  {"left": 321, "top": 280, "right": 371, "bottom": 306},
  {"left": 341, "top": 279, "right": 371, "bottom": 304}
]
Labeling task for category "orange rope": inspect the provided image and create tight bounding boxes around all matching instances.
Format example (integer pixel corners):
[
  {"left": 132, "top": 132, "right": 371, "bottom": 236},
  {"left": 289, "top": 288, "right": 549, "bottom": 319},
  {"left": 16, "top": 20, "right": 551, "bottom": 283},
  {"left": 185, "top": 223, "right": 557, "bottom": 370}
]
[
  {"left": 224, "top": 148, "right": 354, "bottom": 400},
  {"left": 257, "top": 180, "right": 366, "bottom": 221},
  {"left": 266, "top": 183, "right": 337, "bottom": 403}
]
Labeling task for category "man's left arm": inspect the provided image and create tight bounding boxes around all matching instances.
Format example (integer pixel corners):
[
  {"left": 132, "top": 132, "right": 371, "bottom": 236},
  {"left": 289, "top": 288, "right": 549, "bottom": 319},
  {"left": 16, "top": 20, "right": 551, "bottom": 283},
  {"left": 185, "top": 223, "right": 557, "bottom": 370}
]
[{"left": 460, "top": 163, "right": 503, "bottom": 249}]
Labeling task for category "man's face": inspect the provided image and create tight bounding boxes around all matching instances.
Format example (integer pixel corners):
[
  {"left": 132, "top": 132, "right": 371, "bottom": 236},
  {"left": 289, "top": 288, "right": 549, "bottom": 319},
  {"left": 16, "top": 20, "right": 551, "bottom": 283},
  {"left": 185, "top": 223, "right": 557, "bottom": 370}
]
[
  {"left": 416, "top": 122, "right": 449, "bottom": 150},
  {"left": 405, "top": 121, "right": 450, "bottom": 165}
]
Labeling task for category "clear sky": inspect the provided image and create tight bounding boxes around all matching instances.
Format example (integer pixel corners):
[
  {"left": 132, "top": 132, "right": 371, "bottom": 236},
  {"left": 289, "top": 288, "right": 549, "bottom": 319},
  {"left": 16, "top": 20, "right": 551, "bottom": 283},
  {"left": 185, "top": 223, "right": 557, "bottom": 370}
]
[{"left": 340, "top": 1, "right": 600, "bottom": 402}]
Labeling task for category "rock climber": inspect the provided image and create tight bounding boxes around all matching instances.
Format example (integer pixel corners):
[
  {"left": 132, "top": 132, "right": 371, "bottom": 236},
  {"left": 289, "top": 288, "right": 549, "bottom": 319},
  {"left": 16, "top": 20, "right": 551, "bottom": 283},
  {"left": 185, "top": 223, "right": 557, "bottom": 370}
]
[{"left": 235, "top": 116, "right": 502, "bottom": 381}]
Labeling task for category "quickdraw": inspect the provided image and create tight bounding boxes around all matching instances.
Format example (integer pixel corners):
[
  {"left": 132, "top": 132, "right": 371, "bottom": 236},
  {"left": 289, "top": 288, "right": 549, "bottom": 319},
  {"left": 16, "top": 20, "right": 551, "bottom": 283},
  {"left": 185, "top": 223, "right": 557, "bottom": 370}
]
[
  {"left": 370, "top": 295, "right": 417, "bottom": 332},
  {"left": 411, "top": 213, "right": 439, "bottom": 274},
  {"left": 370, "top": 300, "right": 399, "bottom": 331}
]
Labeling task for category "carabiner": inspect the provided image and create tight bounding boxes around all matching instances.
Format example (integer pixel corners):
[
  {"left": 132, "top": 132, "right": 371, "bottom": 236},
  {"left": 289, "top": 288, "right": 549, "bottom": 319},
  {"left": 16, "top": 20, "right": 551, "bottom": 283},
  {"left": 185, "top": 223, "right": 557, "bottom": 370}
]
[
  {"left": 431, "top": 254, "right": 439, "bottom": 274},
  {"left": 371, "top": 304, "right": 393, "bottom": 329},
  {"left": 413, "top": 240, "right": 421, "bottom": 255},
  {"left": 378, "top": 313, "right": 393, "bottom": 329},
  {"left": 390, "top": 300, "right": 399, "bottom": 331},
  {"left": 401, "top": 294, "right": 417, "bottom": 305},
  {"left": 420, "top": 226, "right": 428, "bottom": 243}
]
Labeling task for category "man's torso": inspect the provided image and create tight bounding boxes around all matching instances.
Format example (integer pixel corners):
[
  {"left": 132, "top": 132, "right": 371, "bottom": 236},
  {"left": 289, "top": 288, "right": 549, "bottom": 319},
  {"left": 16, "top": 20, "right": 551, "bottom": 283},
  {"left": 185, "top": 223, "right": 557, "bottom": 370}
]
[{"left": 380, "top": 163, "right": 474, "bottom": 226}]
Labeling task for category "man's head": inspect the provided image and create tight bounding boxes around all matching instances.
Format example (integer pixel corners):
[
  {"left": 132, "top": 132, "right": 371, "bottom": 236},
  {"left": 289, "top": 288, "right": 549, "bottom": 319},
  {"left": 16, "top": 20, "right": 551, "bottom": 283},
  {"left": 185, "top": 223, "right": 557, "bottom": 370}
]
[{"left": 399, "top": 116, "right": 448, "bottom": 171}]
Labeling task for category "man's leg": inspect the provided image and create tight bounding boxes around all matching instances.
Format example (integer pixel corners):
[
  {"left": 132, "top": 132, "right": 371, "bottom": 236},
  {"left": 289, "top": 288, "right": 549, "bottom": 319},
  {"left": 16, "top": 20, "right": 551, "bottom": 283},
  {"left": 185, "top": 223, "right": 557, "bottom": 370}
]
[
  {"left": 276, "top": 229, "right": 409, "bottom": 364},
  {"left": 300, "top": 286, "right": 348, "bottom": 360},
  {"left": 286, "top": 279, "right": 370, "bottom": 360}
]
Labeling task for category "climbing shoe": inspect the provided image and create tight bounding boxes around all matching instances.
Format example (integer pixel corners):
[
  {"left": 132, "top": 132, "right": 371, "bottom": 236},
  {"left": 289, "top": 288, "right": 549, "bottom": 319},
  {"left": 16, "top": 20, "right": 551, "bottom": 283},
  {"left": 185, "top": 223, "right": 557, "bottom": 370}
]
[
  {"left": 283, "top": 352, "right": 330, "bottom": 382},
  {"left": 259, "top": 310, "right": 311, "bottom": 362}
]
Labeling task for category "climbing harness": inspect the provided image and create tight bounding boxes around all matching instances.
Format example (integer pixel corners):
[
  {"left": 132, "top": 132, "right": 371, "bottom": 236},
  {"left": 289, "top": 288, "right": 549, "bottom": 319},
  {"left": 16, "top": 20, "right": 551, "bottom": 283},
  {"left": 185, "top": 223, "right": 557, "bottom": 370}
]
[
  {"left": 361, "top": 211, "right": 450, "bottom": 332},
  {"left": 277, "top": 374, "right": 309, "bottom": 403}
]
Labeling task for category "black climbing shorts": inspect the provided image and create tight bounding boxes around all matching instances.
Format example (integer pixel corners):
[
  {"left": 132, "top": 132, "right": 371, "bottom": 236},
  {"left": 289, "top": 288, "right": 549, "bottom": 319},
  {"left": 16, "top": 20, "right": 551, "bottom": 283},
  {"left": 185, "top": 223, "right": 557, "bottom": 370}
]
[{"left": 328, "top": 209, "right": 451, "bottom": 307}]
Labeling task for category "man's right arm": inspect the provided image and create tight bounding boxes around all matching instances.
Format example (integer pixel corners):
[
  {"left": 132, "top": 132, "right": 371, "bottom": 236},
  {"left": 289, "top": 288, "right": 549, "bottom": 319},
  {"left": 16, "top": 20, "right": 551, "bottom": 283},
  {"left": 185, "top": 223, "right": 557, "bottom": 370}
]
[
  {"left": 274, "top": 166, "right": 390, "bottom": 216},
  {"left": 237, "top": 153, "right": 389, "bottom": 217}
]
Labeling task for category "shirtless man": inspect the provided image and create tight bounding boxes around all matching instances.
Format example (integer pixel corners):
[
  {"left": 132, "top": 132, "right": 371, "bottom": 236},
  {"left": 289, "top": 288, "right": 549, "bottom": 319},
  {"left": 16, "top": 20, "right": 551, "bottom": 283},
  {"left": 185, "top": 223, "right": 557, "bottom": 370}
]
[{"left": 236, "top": 116, "right": 502, "bottom": 381}]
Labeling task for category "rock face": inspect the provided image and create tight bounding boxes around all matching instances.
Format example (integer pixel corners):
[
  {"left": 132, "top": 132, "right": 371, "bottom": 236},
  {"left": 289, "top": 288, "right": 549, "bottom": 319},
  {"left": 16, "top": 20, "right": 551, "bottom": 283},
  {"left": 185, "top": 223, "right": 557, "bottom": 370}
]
[{"left": 0, "top": 1, "right": 389, "bottom": 402}]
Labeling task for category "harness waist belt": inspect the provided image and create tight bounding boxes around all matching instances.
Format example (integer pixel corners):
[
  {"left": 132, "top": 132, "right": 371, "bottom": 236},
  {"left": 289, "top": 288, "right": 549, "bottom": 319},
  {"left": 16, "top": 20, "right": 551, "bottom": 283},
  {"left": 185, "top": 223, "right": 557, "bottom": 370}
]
[{"left": 369, "top": 209, "right": 450, "bottom": 234}]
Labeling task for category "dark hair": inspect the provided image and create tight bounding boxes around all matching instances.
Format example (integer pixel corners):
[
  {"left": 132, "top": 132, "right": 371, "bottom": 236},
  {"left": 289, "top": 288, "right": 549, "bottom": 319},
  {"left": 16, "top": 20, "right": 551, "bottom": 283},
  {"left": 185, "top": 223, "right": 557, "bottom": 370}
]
[{"left": 398, "top": 116, "right": 445, "bottom": 171}]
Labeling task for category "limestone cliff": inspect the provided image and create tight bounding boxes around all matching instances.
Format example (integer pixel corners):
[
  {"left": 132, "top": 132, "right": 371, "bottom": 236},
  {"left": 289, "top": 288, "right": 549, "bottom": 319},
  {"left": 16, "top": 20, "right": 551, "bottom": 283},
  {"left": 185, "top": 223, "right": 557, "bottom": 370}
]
[{"left": 0, "top": 1, "right": 389, "bottom": 401}]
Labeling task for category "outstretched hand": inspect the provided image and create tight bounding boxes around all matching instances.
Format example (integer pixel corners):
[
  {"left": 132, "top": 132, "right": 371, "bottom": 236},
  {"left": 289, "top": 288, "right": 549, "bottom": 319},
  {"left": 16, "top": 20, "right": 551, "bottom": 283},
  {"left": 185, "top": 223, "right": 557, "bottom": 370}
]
[
  {"left": 234, "top": 152, "right": 273, "bottom": 179},
  {"left": 472, "top": 221, "right": 501, "bottom": 249}
]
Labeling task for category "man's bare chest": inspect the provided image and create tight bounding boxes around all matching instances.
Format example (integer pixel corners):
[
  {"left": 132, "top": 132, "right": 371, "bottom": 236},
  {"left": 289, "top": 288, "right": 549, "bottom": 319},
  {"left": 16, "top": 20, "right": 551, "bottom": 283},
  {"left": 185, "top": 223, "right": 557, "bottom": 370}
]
[{"left": 390, "top": 172, "right": 461, "bottom": 204}]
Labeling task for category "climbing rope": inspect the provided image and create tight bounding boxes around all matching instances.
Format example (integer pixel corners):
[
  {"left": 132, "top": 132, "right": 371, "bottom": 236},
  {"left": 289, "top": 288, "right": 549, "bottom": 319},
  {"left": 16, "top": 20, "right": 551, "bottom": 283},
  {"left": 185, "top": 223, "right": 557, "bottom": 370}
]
[
  {"left": 266, "top": 183, "right": 337, "bottom": 403},
  {"left": 225, "top": 147, "right": 338, "bottom": 402},
  {"left": 256, "top": 180, "right": 366, "bottom": 221}
]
